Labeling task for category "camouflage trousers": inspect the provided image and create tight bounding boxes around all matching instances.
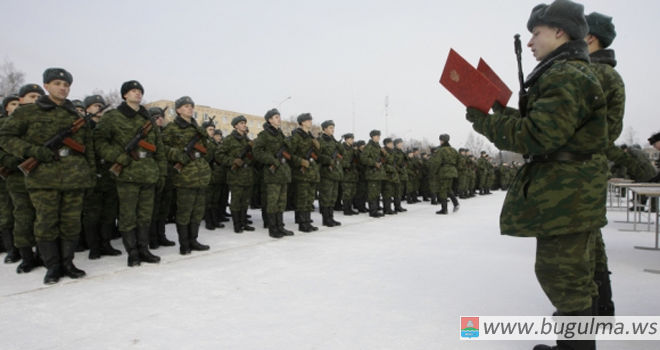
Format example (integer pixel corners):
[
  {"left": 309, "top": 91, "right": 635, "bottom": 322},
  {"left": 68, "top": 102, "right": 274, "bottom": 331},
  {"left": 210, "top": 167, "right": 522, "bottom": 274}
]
[
  {"left": 319, "top": 178, "right": 339, "bottom": 207},
  {"left": 457, "top": 174, "right": 468, "bottom": 194},
  {"left": 82, "top": 185, "right": 118, "bottom": 231},
  {"left": 382, "top": 181, "right": 397, "bottom": 200},
  {"left": 0, "top": 180, "right": 13, "bottom": 232},
  {"left": 229, "top": 184, "right": 252, "bottom": 212},
  {"left": 535, "top": 230, "right": 598, "bottom": 313},
  {"left": 356, "top": 180, "right": 367, "bottom": 202},
  {"left": 176, "top": 187, "right": 205, "bottom": 225},
  {"left": 157, "top": 179, "right": 175, "bottom": 222},
  {"left": 28, "top": 189, "right": 83, "bottom": 242},
  {"left": 295, "top": 181, "right": 316, "bottom": 212},
  {"left": 367, "top": 180, "right": 382, "bottom": 201},
  {"left": 341, "top": 181, "right": 357, "bottom": 202},
  {"left": 116, "top": 182, "right": 155, "bottom": 232},
  {"left": 7, "top": 174, "right": 35, "bottom": 248},
  {"left": 262, "top": 183, "right": 288, "bottom": 214},
  {"left": 436, "top": 178, "right": 453, "bottom": 200},
  {"left": 206, "top": 182, "right": 222, "bottom": 212}
]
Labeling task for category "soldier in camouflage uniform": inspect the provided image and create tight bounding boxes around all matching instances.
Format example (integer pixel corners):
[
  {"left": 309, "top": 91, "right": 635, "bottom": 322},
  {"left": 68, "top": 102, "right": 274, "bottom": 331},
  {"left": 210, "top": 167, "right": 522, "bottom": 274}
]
[
  {"left": 476, "top": 151, "right": 491, "bottom": 195},
  {"left": 288, "top": 114, "right": 321, "bottom": 232},
  {"left": 95, "top": 81, "right": 164, "bottom": 266},
  {"left": 340, "top": 133, "right": 359, "bottom": 215},
  {"left": 202, "top": 119, "right": 225, "bottom": 230},
  {"left": 162, "top": 96, "right": 212, "bottom": 254},
  {"left": 380, "top": 138, "right": 398, "bottom": 215},
  {"left": 216, "top": 115, "right": 256, "bottom": 233},
  {"left": 405, "top": 148, "right": 420, "bottom": 203},
  {"left": 392, "top": 139, "right": 408, "bottom": 212},
  {"left": 318, "top": 120, "right": 343, "bottom": 226},
  {"left": 360, "top": 131, "right": 385, "bottom": 217},
  {"left": 147, "top": 107, "right": 176, "bottom": 249},
  {"left": 3, "top": 85, "right": 47, "bottom": 271},
  {"left": 434, "top": 134, "right": 459, "bottom": 215},
  {"left": 1, "top": 95, "right": 22, "bottom": 264},
  {"left": 81, "top": 95, "right": 122, "bottom": 260},
  {"left": 214, "top": 130, "right": 231, "bottom": 223},
  {"left": 465, "top": 2, "right": 607, "bottom": 348},
  {"left": 353, "top": 140, "right": 368, "bottom": 213},
  {"left": 0, "top": 68, "right": 95, "bottom": 284},
  {"left": 253, "top": 108, "right": 293, "bottom": 238},
  {"left": 456, "top": 148, "right": 469, "bottom": 198}
]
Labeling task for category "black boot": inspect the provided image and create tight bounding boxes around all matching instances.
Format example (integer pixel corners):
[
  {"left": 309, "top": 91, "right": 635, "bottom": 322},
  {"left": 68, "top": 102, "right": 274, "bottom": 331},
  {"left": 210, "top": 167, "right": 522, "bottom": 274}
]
[
  {"left": 189, "top": 222, "right": 210, "bottom": 251},
  {"left": 436, "top": 199, "right": 448, "bottom": 215},
  {"left": 231, "top": 211, "right": 243, "bottom": 234},
  {"left": 449, "top": 193, "right": 460, "bottom": 212},
  {"left": 533, "top": 307, "right": 595, "bottom": 350},
  {"left": 204, "top": 208, "right": 216, "bottom": 231},
  {"left": 242, "top": 209, "right": 255, "bottom": 231},
  {"left": 16, "top": 247, "right": 39, "bottom": 274},
  {"left": 368, "top": 200, "right": 384, "bottom": 218},
  {"left": 394, "top": 197, "right": 407, "bottom": 212},
  {"left": 212, "top": 209, "right": 225, "bottom": 228},
  {"left": 157, "top": 220, "right": 175, "bottom": 247},
  {"left": 329, "top": 207, "right": 341, "bottom": 226},
  {"left": 430, "top": 194, "right": 438, "bottom": 205},
  {"left": 176, "top": 223, "right": 191, "bottom": 255},
  {"left": 262, "top": 209, "right": 269, "bottom": 229},
  {"left": 595, "top": 270, "right": 615, "bottom": 316},
  {"left": 268, "top": 213, "right": 283, "bottom": 238},
  {"left": 75, "top": 232, "right": 87, "bottom": 252},
  {"left": 322, "top": 207, "right": 335, "bottom": 227},
  {"left": 277, "top": 212, "right": 294, "bottom": 236},
  {"left": 60, "top": 239, "right": 86, "bottom": 279},
  {"left": 343, "top": 201, "right": 356, "bottom": 216},
  {"left": 298, "top": 211, "right": 314, "bottom": 233},
  {"left": 2, "top": 230, "right": 20, "bottom": 263},
  {"left": 85, "top": 222, "right": 101, "bottom": 260},
  {"left": 99, "top": 224, "right": 122, "bottom": 256},
  {"left": 137, "top": 226, "right": 161, "bottom": 263},
  {"left": 37, "top": 240, "right": 61, "bottom": 284},
  {"left": 122, "top": 229, "right": 141, "bottom": 266},
  {"left": 149, "top": 220, "right": 159, "bottom": 249},
  {"left": 383, "top": 198, "right": 396, "bottom": 215}
]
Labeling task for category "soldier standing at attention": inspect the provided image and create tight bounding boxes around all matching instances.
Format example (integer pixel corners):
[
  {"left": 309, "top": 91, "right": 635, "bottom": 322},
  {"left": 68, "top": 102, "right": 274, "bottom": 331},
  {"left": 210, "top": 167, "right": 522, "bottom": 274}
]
[
  {"left": 253, "top": 108, "right": 293, "bottom": 238},
  {"left": 353, "top": 140, "right": 368, "bottom": 213},
  {"left": 434, "top": 134, "right": 459, "bottom": 215},
  {"left": 162, "top": 96, "right": 212, "bottom": 255},
  {"left": 318, "top": 120, "right": 343, "bottom": 227},
  {"left": 202, "top": 119, "right": 224, "bottom": 230},
  {"left": 360, "top": 130, "right": 385, "bottom": 218},
  {"left": 465, "top": 1, "right": 607, "bottom": 349},
  {"left": 340, "top": 133, "right": 359, "bottom": 216},
  {"left": 0, "top": 68, "right": 95, "bottom": 284},
  {"left": 392, "top": 139, "right": 408, "bottom": 212},
  {"left": 0, "top": 95, "right": 21, "bottom": 263},
  {"left": 381, "top": 138, "right": 399, "bottom": 215},
  {"left": 289, "top": 113, "right": 320, "bottom": 232},
  {"left": 95, "top": 81, "right": 164, "bottom": 266},
  {"left": 217, "top": 115, "right": 255, "bottom": 234},
  {"left": 81, "top": 95, "right": 122, "bottom": 259}
]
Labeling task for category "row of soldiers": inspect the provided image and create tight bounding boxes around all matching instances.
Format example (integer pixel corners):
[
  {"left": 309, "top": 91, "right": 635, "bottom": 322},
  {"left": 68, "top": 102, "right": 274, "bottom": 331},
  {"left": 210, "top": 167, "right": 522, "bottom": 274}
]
[{"left": 0, "top": 69, "right": 508, "bottom": 285}]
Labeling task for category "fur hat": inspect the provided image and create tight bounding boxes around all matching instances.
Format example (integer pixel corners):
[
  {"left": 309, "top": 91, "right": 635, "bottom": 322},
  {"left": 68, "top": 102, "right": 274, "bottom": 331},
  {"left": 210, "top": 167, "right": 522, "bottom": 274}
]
[{"left": 527, "top": 0, "right": 588, "bottom": 40}]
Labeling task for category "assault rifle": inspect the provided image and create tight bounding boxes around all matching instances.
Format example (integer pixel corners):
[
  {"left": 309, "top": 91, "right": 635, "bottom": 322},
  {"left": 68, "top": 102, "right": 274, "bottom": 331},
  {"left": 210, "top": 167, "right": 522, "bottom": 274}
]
[
  {"left": 514, "top": 34, "right": 528, "bottom": 117},
  {"left": 19, "top": 117, "right": 86, "bottom": 176},
  {"left": 269, "top": 146, "right": 291, "bottom": 173},
  {"left": 109, "top": 120, "right": 156, "bottom": 176},
  {"left": 173, "top": 133, "right": 207, "bottom": 173},
  {"left": 231, "top": 145, "right": 253, "bottom": 171}
]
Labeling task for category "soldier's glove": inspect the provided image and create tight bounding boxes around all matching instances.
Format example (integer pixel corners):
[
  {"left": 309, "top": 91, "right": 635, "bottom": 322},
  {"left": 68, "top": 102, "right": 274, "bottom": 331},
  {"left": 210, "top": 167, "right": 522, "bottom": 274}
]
[
  {"left": 31, "top": 146, "right": 55, "bottom": 163},
  {"left": 312, "top": 139, "right": 320, "bottom": 150},
  {"left": 465, "top": 107, "right": 487, "bottom": 123},
  {"left": 300, "top": 159, "right": 310, "bottom": 168},
  {"left": 178, "top": 152, "right": 191, "bottom": 165},
  {"left": 233, "top": 158, "right": 244, "bottom": 168},
  {"left": 116, "top": 153, "right": 132, "bottom": 166},
  {"left": 491, "top": 101, "right": 506, "bottom": 114}
]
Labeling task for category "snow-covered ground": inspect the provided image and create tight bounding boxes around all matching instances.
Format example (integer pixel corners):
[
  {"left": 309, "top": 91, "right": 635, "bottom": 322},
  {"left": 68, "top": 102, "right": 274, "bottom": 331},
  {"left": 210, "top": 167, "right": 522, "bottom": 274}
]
[{"left": 1, "top": 191, "right": 658, "bottom": 350}]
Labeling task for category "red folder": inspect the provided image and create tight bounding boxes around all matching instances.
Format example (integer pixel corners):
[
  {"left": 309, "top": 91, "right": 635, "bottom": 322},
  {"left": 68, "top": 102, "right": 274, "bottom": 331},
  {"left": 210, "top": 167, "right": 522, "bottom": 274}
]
[
  {"left": 439, "top": 49, "right": 500, "bottom": 114},
  {"left": 477, "top": 58, "right": 512, "bottom": 107}
]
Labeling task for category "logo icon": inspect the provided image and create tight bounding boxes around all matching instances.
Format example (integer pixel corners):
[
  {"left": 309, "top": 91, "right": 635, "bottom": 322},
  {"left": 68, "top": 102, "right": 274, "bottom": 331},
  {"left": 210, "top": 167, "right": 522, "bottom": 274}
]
[{"left": 461, "top": 316, "right": 480, "bottom": 339}]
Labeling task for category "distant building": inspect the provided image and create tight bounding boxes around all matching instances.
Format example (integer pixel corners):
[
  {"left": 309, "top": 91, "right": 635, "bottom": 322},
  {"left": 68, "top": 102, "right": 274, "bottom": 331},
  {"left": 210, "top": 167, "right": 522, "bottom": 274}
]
[{"left": 146, "top": 100, "right": 320, "bottom": 139}]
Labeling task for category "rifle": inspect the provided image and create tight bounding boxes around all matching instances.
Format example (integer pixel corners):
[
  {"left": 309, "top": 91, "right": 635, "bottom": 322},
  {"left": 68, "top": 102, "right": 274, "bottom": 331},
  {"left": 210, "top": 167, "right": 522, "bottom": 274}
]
[
  {"left": 109, "top": 120, "right": 156, "bottom": 176},
  {"left": 514, "top": 34, "right": 528, "bottom": 117},
  {"left": 83, "top": 104, "right": 111, "bottom": 124},
  {"left": 269, "top": 146, "right": 291, "bottom": 173},
  {"left": 173, "top": 133, "right": 208, "bottom": 173},
  {"left": 231, "top": 145, "right": 253, "bottom": 171},
  {"left": 300, "top": 147, "right": 318, "bottom": 174},
  {"left": 328, "top": 150, "right": 343, "bottom": 171},
  {"left": 18, "top": 117, "right": 87, "bottom": 176}
]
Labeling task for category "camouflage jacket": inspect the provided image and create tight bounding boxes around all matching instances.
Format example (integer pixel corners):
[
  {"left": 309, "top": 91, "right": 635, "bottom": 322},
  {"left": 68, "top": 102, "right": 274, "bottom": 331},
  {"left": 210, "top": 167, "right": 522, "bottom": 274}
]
[
  {"left": 0, "top": 115, "right": 21, "bottom": 176},
  {"left": 162, "top": 115, "right": 211, "bottom": 188},
  {"left": 95, "top": 102, "right": 166, "bottom": 185},
  {"left": 0, "top": 95, "right": 95, "bottom": 190},
  {"left": 217, "top": 129, "right": 253, "bottom": 186},
  {"left": 359, "top": 140, "right": 386, "bottom": 181},
  {"left": 470, "top": 40, "right": 608, "bottom": 237},
  {"left": 340, "top": 143, "right": 359, "bottom": 183},
  {"left": 253, "top": 122, "right": 291, "bottom": 184},
  {"left": 288, "top": 128, "right": 320, "bottom": 183},
  {"left": 606, "top": 147, "right": 656, "bottom": 182},
  {"left": 435, "top": 144, "right": 459, "bottom": 179},
  {"left": 590, "top": 49, "right": 625, "bottom": 144},
  {"left": 208, "top": 138, "right": 227, "bottom": 184},
  {"left": 393, "top": 148, "right": 408, "bottom": 182},
  {"left": 382, "top": 148, "right": 399, "bottom": 183},
  {"left": 318, "top": 133, "right": 343, "bottom": 181}
]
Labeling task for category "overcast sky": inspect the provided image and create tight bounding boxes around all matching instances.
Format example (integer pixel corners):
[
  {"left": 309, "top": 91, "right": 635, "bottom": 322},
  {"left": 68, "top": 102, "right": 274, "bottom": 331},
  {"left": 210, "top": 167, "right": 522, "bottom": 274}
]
[{"left": 1, "top": 0, "right": 656, "bottom": 147}]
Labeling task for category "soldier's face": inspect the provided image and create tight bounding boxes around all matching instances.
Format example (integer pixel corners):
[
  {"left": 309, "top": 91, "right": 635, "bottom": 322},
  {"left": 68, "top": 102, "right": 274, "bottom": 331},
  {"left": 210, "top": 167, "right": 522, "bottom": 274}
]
[
  {"left": 177, "top": 104, "right": 194, "bottom": 118},
  {"left": 206, "top": 126, "right": 215, "bottom": 137},
  {"left": 20, "top": 92, "right": 41, "bottom": 104},
  {"left": 124, "top": 89, "right": 142, "bottom": 104},
  {"left": 155, "top": 116, "right": 164, "bottom": 127},
  {"left": 528, "top": 25, "right": 566, "bottom": 61},
  {"left": 345, "top": 138, "right": 354, "bottom": 146},
  {"left": 385, "top": 143, "right": 394, "bottom": 150},
  {"left": 235, "top": 120, "right": 247, "bottom": 133},
  {"left": 300, "top": 119, "right": 312, "bottom": 129},
  {"left": 86, "top": 103, "right": 103, "bottom": 116},
  {"left": 213, "top": 134, "right": 222, "bottom": 142},
  {"left": 44, "top": 79, "right": 70, "bottom": 103},
  {"left": 396, "top": 143, "right": 404, "bottom": 150},
  {"left": 653, "top": 141, "right": 660, "bottom": 151},
  {"left": 5, "top": 100, "right": 20, "bottom": 115},
  {"left": 269, "top": 114, "right": 281, "bottom": 128},
  {"left": 324, "top": 125, "right": 335, "bottom": 136},
  {"left": 372, "top": 135, "right": 380, "bottom": 143}
]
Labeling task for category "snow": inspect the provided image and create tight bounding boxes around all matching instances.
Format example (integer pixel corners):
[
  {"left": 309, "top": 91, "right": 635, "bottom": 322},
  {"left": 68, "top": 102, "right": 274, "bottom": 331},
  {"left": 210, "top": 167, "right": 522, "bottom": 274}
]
[{"left": 1, "top": 191, "right": 658, "bottom": 350}]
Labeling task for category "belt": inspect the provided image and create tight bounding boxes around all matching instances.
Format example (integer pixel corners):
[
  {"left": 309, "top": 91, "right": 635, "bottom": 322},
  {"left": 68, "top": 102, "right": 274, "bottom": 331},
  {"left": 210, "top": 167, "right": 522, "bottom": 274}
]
[
  {"left": 137, "top": 151, "right": 152, "bottom": 159},
  {"left": 529, "top": 152, "right": 594, "bottom": 162},
  {"left": 58, "top": 148, "right": 70, "bottom": 158},
  {"left": 193, "top": 152, "right": 201, "bottom": 159}
]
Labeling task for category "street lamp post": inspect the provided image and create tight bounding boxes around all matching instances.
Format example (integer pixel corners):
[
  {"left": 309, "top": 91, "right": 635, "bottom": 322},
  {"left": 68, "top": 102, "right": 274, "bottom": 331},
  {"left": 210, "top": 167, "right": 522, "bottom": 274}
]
[{"left": 277, "top": 96, "right": 292, "bottom": 108}]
